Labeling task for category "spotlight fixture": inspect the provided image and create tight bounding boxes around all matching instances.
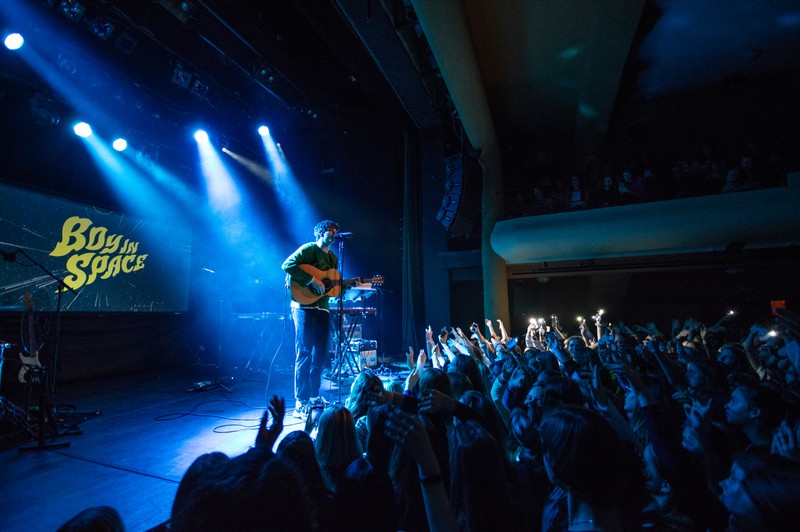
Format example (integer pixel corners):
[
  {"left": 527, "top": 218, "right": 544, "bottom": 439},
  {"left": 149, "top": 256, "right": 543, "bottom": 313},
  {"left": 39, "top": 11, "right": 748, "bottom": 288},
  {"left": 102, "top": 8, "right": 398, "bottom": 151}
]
[
  {"left": 193, "top": 130, "right": 209, "bottom": 143},
  {"left": 114, "top": 31, "right": 137, "bottom": 55},
  {"left": 141, "top": 140, "right": 160, "bottom": 161},
  {"left": 28, "top": 92, "right": 62, "bottom": 126},
  {"left": 171, "top": 64, "right": 192, "bottom": 89},
  {"left": 57, "top": 0, "right": 86, "bottom": 23},
  {"left": 87, "top": 14, "right": 116, "bottom": 41},
  {"left": 299, "top": 106, "right": 319, "bottom": 121},
  {"left": 159, "top": 0, "right": 195, "bottom": 24},
  {"left": 112, "top": 137, "right": 128, "bottom": 151},
  {"left": 73, "top": 121, "right": 92, "bottom": 138},
  {"left": 3, "top": 33, "right": 24, "bottom": 50},
  {"left": 57, "top": 54, "right": 78, "bottom": 77},
  {"left": 190, "top": 79, "right": 209, "bottom": 99},
  {"left": 257, "top": 125, "right": 269, "bottom": 136},
  {"left": 255, "top": 64, "right": 276, "bottom": 85}
]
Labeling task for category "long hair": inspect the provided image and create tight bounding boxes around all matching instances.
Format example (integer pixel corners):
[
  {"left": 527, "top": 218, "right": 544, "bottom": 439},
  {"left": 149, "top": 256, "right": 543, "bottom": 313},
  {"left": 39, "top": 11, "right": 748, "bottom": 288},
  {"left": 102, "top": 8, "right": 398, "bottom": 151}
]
[
  {"left": 450, "top": 420, "right": 517, "bottom": 531},
  {"left": 727, "top": 452, "right": 800, "bottom": 530},
  {"left": 333, "top": 457, "right": 398, "bottom": 532},
  {"left": 277, "top": 430, "right": 332, "bottom": 530},
  {"left": 347, "top": 369, "right": 383, "bottom": 420},
  {"left": 315, "top": 405, "right": 362, "bottom": 488},
  {"left": 459, "top": 390, "right": 510, "bottom": 459},
  {"left": 539, "top": 406, "right": 646, "bottom": 523},
  {"left": 448, "top": 354, "right": 489, "bottom": 398}
]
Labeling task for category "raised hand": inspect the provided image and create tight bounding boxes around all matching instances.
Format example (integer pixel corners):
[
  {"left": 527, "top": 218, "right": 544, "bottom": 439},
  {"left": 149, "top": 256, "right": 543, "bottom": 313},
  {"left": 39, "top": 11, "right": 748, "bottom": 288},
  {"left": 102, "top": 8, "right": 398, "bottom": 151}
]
[
  {"left": 419, "top": 389, "right": 457, "bottom": 416},
  {"left": 255, "top": 395, "right": 285, "bottom": 450},
  {"left": 416, "top": 349, "right": 428, "bottom": 374},
  {"left": 405, "top": 368, "right": 420, "bottom": 392},
  {"left": 772, "top": 420, "right": 800, "bottom": 463}
]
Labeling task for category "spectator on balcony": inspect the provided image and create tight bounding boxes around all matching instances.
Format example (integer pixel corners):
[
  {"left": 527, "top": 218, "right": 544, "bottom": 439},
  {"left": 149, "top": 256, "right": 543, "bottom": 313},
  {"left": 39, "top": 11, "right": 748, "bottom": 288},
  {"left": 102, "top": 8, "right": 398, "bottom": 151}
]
[
  {"left": 593, "top": 174, "right": 619, "bottom": 208},
  {"left": 567, "top": 175, "right": 589, "bottom": 210}
]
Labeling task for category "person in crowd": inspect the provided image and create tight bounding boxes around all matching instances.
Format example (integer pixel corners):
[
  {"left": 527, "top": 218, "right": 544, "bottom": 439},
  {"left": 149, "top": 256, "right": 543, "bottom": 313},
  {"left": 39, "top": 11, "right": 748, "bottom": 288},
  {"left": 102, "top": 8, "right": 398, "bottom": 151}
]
[
  {"left": 540, "top": 406, "right": 647, "bottom": 531},
  {"left": 57, "top": 506, "right": 125, "bottom": 532},
  {"left": 346, "top": 369, "right": 384, "bottom": 450},
  {"left": 720, "top": 452, "right": 800, "bottom": 530},
  {"left": 450, "top": 419, "right": 521, "bottom": 530},
  {"left": 592, "top": 174, "right": 618, "bottom": 207},
  {"left": 332, "top": 457, "right": 398, "bottom": 531},
  {"left": 725, "top": 382, "right": 786, "bottom": 451},
  {"left": 567, "top": 174, "right": 589, "bottom": 210},
  {"left": 277, "top": 430, "right": 335, "bottom": 530},
  {"left": 314, "top": 404, "right": 362, "bottom": 490}
]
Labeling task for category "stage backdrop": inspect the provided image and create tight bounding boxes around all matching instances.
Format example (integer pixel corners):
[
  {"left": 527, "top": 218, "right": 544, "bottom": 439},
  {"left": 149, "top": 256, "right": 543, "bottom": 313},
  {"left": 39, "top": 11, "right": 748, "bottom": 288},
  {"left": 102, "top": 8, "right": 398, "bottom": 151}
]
[{"left": 0, "top": 183, "right": 192, "bottom": 312}]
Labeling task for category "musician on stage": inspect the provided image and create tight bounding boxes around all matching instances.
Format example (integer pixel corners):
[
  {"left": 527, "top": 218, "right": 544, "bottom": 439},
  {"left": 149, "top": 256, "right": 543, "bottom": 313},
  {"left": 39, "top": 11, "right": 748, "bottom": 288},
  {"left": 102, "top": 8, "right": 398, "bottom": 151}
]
[{"left": 282, "top": 219, "right": 340, "bottom": 418}]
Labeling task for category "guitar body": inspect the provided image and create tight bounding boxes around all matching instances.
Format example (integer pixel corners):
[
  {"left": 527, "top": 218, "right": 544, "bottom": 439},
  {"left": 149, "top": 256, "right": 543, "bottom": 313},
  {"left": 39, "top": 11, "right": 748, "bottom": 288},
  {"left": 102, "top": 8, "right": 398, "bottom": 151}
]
[
  {"left": 289, "top": 264, "right": 383, "bottom": 306},
  {"left": 289, "top": 265, "right": 344, "bottom": 306}
]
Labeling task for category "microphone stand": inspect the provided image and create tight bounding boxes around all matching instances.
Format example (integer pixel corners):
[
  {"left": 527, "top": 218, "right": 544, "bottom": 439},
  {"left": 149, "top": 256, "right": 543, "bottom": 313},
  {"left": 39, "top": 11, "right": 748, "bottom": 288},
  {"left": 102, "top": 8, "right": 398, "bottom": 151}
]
[
  {"left": 9, "top": 247, "right": 80, "bottom": 452},
  {"left": 334, "top": 238, "right": 346, "bottom": 405},
  {"left": 374, "top": 287, "right": 392, "bottom": 376}
]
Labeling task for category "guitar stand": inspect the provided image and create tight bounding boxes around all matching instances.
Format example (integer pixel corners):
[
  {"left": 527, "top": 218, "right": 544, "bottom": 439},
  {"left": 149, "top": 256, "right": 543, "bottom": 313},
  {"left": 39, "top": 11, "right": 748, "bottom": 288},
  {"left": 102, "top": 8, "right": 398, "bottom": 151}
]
[{"left": 19, "top": 366, "right": 73, "bottom": 452}]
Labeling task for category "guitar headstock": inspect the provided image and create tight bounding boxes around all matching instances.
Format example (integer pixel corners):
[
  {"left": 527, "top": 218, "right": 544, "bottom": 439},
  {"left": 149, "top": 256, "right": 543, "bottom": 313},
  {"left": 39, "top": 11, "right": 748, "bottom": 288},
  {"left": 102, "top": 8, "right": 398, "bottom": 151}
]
[{"left": 370, "top": 275, "right": 384, "bottom": 286}]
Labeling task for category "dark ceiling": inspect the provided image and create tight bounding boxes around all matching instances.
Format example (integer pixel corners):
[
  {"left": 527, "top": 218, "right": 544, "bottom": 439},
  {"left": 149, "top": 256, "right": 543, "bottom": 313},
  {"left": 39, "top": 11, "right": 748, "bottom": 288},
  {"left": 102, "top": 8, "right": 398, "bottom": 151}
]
[{"left": 1, "top": 0, "right": 799, "bottom": 183}]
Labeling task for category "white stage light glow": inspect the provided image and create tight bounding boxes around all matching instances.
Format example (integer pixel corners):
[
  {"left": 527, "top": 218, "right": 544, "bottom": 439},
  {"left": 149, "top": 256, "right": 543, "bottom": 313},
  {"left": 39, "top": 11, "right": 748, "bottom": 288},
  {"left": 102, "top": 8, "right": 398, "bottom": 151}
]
[
  {"left": 4, "top": 33, "right": 24, "bottom": 50},
  {"left": 73, "top": 121, "right": 93, "bottom": 138}
]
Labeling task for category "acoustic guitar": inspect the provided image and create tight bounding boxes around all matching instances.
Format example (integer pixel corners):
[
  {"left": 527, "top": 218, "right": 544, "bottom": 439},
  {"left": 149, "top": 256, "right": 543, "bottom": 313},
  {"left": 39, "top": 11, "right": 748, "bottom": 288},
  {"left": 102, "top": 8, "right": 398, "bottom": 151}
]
[{"left": 289, "top": 264, "right": 383, "bottom": 306}]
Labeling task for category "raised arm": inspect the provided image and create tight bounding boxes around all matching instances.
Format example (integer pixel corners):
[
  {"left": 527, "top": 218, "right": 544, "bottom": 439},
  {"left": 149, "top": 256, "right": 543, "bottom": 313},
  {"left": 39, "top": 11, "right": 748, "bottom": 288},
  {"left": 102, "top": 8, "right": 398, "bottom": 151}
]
[{"left": 385, "top": 408, "right": 456, "bottom": 532}]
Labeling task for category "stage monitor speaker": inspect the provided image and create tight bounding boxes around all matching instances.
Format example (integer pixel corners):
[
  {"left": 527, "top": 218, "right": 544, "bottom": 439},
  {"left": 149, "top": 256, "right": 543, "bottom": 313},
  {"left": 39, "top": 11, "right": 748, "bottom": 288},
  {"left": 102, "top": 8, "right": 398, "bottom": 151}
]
[{"left": 436, "top": 154, "right": 482, "bottom": 236}]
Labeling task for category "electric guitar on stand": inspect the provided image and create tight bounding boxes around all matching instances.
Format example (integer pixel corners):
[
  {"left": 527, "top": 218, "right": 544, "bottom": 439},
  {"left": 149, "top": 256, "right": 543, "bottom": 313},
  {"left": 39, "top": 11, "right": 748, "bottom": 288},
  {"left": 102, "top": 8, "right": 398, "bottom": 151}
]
[
  {"left": 18, "top": 291, "right": 43, "bottom": 385},
  {"left": 289, "top": 264, "right": 383, "bottom": 305}
]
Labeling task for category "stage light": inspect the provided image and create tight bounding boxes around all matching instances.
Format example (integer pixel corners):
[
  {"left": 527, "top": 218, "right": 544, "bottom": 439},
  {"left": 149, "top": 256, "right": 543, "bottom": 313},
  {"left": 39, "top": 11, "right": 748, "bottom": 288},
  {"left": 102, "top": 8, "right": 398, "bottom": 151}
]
[
  {"left": 255, "top": 64, "right": 276, "bottom": 86},
  {"left": 57, "top": 0, "right": 87, "bottom": 23},
  {"left": 87, "top": 14, "right": 116, "bottom": 41},
  {"left": 193, "top": 129, "right": 209, "bottom": 143},
  {"left": 29, "top": 93, "right": 62, "bottom": 126},
  {"left": 73, "top": 121, "right": 92, "bottom": 138},
  {"left": 190, "top": 79, "right": 209, "bottom": 99},
  {"left": 112, "top": 137, "right": 128, "bottom": 151},
  {"left": 3, "top": 33, "right": 24, "bottom": 51},
  {"left": 257, "top": 125, "right": 269, "bottom": 136},
  {"left": 114, "top": 31, "right": 137, "bottom": 55},
  {"left": 171, "top": 64, "right": 192, "bottom": 89}
]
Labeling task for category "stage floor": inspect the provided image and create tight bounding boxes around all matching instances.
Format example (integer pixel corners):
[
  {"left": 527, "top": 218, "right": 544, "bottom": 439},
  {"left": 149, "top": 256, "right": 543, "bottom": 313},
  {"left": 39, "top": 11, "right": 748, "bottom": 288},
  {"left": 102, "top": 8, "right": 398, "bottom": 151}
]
[{"left": 0, "top": 362, "right": 393, "bottom": 531}]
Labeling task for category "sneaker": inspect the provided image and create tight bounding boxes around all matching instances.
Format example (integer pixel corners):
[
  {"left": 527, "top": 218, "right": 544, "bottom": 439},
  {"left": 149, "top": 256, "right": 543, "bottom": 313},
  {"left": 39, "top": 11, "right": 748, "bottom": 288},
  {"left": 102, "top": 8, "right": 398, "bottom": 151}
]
[{"left": 293, "top": 401, "right": 309, "bottom": 419}]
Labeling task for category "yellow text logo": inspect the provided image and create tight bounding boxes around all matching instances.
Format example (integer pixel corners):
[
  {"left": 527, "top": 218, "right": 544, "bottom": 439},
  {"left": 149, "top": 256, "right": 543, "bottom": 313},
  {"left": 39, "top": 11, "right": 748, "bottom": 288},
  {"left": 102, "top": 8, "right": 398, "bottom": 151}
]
[{"left": 50, "top": 216, "right": 149, "bottom": 290}]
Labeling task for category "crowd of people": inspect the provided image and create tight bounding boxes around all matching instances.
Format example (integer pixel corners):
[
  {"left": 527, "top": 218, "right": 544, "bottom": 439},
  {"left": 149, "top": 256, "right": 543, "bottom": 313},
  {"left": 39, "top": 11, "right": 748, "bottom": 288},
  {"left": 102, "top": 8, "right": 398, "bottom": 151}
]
[
  {"left": 506, "top": 141, "right": 793, "bottom": 218},
  {"left": 58, "top": 306, "right": 800, "bottom": 531}
]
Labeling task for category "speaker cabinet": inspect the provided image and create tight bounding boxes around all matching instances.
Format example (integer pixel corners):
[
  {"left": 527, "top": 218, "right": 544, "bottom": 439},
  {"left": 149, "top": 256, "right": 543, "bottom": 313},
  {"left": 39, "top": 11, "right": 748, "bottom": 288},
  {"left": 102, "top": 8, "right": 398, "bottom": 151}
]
[{"left": 436, "top": 154, "right": 482, "bottom": 236}]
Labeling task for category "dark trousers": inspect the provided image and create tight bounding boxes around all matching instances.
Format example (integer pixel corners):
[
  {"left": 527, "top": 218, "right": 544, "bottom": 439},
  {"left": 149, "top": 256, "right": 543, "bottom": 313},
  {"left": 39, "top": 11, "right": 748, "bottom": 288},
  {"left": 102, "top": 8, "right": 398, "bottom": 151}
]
[{"left": 292, "top": 306, "right": 329, "bottom": 402}]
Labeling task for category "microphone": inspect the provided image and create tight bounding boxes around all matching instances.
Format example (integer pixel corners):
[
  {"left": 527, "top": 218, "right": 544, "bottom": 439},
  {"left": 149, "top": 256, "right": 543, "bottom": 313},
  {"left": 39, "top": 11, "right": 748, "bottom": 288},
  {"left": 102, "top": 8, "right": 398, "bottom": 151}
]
[
  {"left": 333, "top": 232, "right": 353, "bottom": 240},
  {"left": 1, "top": 249, "right": 18, "bottom": 262}
]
